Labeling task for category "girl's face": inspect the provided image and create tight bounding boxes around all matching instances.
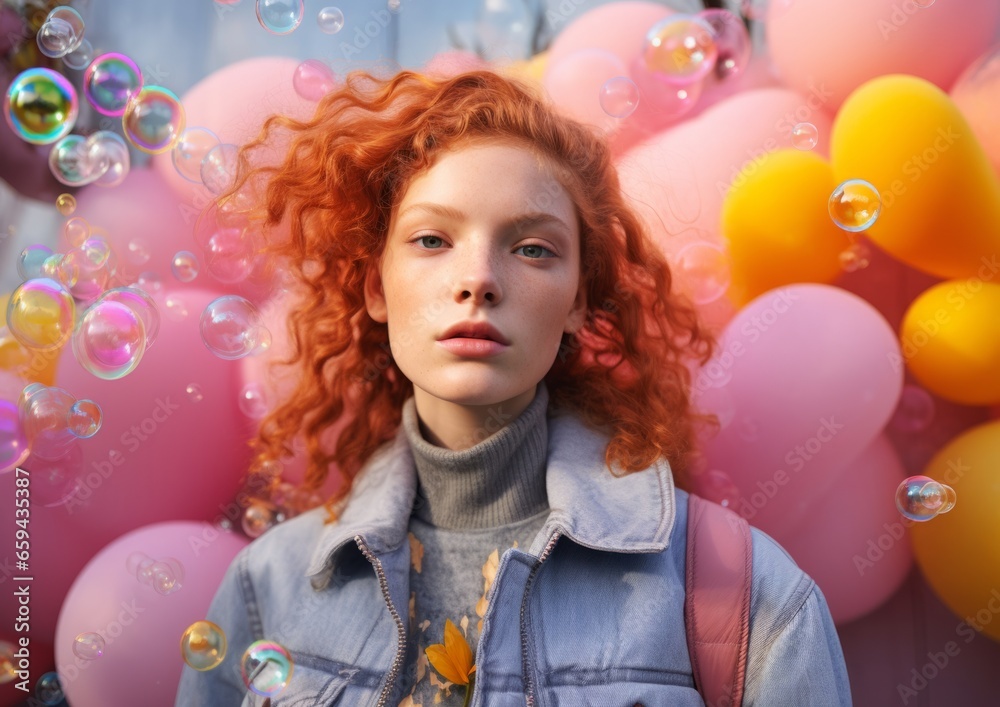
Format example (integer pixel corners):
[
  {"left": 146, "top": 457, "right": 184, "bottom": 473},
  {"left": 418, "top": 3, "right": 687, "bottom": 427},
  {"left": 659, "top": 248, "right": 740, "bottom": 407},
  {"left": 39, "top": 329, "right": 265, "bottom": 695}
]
[{"left": 365, "top": 139, "right": 587, "bottom": 442}]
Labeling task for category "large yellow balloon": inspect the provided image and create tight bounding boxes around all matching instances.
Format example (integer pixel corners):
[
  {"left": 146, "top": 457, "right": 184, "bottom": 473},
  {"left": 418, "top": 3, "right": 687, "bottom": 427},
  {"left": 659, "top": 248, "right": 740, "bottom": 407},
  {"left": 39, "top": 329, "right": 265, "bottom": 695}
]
[
  {"left": 721, "top": 149, "right": 848, "bottom": 306},
  {"left": 501, "top": 50, "right": 548, "bottom": 86},
  {"left": 831, "top": 75, "right": 1000, "bottom": 279},
  {"left": 0, "top": 293, "right": 60, "bottom": 386},
  {"left": 900, "top": 280, "right": 1000, "bottom": 405},
  {"left": 910, "top": 420, "right": 1000, "bottom": 643}
]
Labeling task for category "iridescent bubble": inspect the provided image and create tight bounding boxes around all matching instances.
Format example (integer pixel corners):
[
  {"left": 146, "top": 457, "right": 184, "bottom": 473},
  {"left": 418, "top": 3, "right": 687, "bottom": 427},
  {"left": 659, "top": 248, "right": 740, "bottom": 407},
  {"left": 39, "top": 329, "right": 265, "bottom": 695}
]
[
  {"left": 387, "top": 0, "right": 402, "bottom": 13},
  {"left": 28, "top": 445, "right": 85, "bottom": 507},
  {"left": 241, "top": 640, "right": 294, "bottom": 696},
  {"left": 6, "top": 278, "right": 75, "bottom": 350},
  {"left": 63, "top": 216, "right": 91, "bottom": 247},
  {"left": 895, "top": 475, "right": 956, "bottom": 522},
  {"left": 36, "top": 18, "right": 79, "bottom": 59},
  {"left": 99, "top": 287, "right": 161, "bottom": 349},
  {"left": 68, "top": 399, "right": 102, "bottom": 438},
  {"left": 73, "top": 632, "right": 105, "bottom": 660},
  {"left": 80, "top": 237, "right": 112, "bottom": 268},
  {"left": 18, "top": 245, "right": 54, "bottom": 281},
  {"left": 673, "top": 241, "right": 730, "bottom": 305},
  {"left": 135, "top": 271, "right": 162, "bottom": 292},
  {"left": 84, "top": 130, "right": 131, "bottom": 187},
  {"left": 47, "top": 6, "right": 86, "bottom": 50},
  {"left": 84, "top": 53, "right": 143, "bottom": 117},
  {"left": 838, "top": 240, "right": 871, "bottom": 273},
  {"left": 697, "top": 8, "right": 749, "bottom": 79},
  {"left": 62, "top": 247, "right": 110, "bottom": 302},
  {"left": 201, "top": 143, "right": 239, "bottom": 195},
  {"left": 56, "top": 193, "right": 77, "bottom": 216},
  {"left": 186, "top": 383, "right": 204, "bottom": 403},
  {"left": 49, "top": 134, "right": 96, "bottom": 186},
  {"left": 200, "top": 295, "right": 267, "bottom": 360},
  {"left": 19, "top": 383, "right": 83, "bottom": 460},
  {"left": 35, "top": 671, "right": 64, "bottom": 706},
  {"left": 643, "top": 15, "right": 717, "bottom": 85},
  {"left": 164, "top": 294, "right": 190, "bottom": 321},
  {"left": 293, "top": 59, "right": 337, "bottom": 101},
  {"left": 135, "top": 557, "right": 156, "bottom": 584},
  {"left": 627, "top": 53, "right": 703, "bottom": 122},
  {"left": 171, "top": 251, "right": 199, "bottom": 282},
  {"left": 171, "top": 127, "right": 220, "bottom": 183},
  {"left": 41, "top": 253, "right": 73, "bottom": 288},
  {"left": 150, "top": 560, "right": 183, "bottom": 595},
  {"left": 203, "top": 228, "right": 254, "bottom": 284},
  {"left": 256, "top": 0, "right": 305, "bottom": 35},
  {"left": 829, "top": 179, "right": 881, "bottom": 232},
  {"left": 5, "top": 67, "right": 79, "bottom": 145},
  {"left": 317, "top": 6, "right": 345, "bottom": 33},
  {"left": 599, "top": 76, "right": 639, "bottom": 119},
  {"left": 72, "top": 299, "right": 147, "bottom": 380},
  {"left": 63, "top": 38, "right": 94, "bottom": 70},
  {"left": 0, "top": 400, "right": 30, "bottom": 475},
  {"left": 123, "top": 85, "right": 185, "bottom": 154},
  {"left": 791, "top": 122, "right": 818, "bottom": 150},
  {"left": 891, "top": 384, "right": 936, "bottom": 433},
  {"left": 239, "top": 383, "right": 269, "bottom": 419},
  {"left": 181, "top": 621, "right": 228, "bottom": 671},
  {"left": 242, "top": 502, "right": 277, "bottom": 538},
  {"left": 125, "top": 551, "right": 151, "bottom": 576}
]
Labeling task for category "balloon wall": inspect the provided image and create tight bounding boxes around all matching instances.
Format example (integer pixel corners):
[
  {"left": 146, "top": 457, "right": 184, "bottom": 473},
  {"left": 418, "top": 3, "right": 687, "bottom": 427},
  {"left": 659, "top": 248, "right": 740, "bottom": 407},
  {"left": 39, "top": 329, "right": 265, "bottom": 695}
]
[{"left": 1, "top": 1, "right": 1000, "bottom": 705}]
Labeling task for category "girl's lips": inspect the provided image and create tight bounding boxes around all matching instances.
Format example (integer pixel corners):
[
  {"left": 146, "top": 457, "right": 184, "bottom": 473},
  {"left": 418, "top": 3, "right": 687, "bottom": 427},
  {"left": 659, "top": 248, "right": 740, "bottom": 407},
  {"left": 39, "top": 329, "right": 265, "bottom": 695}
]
[{"left": 437, "top": 338, "right": 508, "bottom": 358}]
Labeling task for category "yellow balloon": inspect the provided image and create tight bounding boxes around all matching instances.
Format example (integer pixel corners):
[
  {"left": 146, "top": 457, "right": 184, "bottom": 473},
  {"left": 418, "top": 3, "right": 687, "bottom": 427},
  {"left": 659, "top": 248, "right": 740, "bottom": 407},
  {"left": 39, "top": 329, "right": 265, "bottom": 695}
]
[
  {"left": 900, "top": 280, "right": 1000, "bottom": 405},
  {"left": 910, "top": 419, "right": 1000, "bottom": 643},
  {"left": 501, "top": 50, "right": 548, "bottom": 86},
  {"left": 721, "top": 149, "right": 848, "bottom": 306},
  {"left": 831, "top": 75, "right": 1000, "bottom": 279},
  {"left": 0, "top": 293, "right": 60, "bottom": 386}
]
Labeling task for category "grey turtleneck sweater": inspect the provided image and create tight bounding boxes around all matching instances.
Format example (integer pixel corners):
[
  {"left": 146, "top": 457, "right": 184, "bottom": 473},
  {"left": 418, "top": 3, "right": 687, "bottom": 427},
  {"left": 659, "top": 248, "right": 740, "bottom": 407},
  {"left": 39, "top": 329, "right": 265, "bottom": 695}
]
[{"left": 397, "top": 380, "right": 551, "bottom": 706}]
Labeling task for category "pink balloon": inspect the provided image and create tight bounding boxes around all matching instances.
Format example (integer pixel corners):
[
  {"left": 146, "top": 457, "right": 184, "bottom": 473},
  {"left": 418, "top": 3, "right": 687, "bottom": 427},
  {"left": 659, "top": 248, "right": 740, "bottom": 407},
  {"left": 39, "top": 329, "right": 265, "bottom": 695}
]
[
  {"left": 54, "top": 521, "right": 248, "bottom": 707},
  {"left": 767, "top": 433, "right": 913, "bottom": 624},
  {"left": 542, "top": 48, "right": 629, "bottom": 134},
  {"left": 424, "top": 49, "right": 488, "bottom": 79},
  {"left": 951, "top": 44, "right": 1000, "bottom": 178},
  {"left": 51, "top": 287, "right": 251, "bottom": 538},
  {"left": 71, "top": 167, "right": 205, "bottom": 289},
  {"left": 152, "top": 56, "right": 315, "bottom": 204},
  {"left": 768, "top": 0, "right": 1000, "bottom": 110},
  {"left": 614, "top": 87, "right": 835, "bottom": 330},
  {"left": 545, "top": 1, "right": 672, "bottom": 69},
  {"left": 695, "top": 283, "right": 904, "bottom": 536}
]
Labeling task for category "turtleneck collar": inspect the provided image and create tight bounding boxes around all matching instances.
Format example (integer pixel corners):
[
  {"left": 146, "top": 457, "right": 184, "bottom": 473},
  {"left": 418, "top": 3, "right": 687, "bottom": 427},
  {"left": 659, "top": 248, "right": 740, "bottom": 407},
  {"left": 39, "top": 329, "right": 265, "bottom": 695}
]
[{"left": 400, "top": 380, "right": 550, "bottom": 530}]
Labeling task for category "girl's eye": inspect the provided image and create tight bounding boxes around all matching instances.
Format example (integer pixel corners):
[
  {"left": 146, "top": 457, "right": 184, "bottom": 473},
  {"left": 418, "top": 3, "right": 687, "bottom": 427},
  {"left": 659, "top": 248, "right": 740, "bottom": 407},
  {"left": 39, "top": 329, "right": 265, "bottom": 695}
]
[
  {"left": 413, "top": 234, "right": 445, "bottom": 249},
  {"left": 411, "top": 235, "right": 555, "bottom": 259},
  {"left": 518, "top": 243, "right": 555, "bottom": 259}
]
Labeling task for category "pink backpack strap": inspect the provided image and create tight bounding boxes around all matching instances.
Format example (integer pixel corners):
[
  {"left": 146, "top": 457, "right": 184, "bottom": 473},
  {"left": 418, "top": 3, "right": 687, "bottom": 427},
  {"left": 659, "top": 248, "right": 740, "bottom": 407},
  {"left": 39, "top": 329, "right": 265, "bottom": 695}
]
[{"left": 685, "top": 492, "right": 753, "bottom": 707}]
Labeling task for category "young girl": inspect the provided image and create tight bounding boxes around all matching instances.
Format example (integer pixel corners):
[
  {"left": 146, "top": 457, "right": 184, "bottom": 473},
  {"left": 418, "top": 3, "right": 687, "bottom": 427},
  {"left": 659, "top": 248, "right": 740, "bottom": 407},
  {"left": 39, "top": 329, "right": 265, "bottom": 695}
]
[{"left": 175, "top": 68, "right": 852, "bottom": 706}]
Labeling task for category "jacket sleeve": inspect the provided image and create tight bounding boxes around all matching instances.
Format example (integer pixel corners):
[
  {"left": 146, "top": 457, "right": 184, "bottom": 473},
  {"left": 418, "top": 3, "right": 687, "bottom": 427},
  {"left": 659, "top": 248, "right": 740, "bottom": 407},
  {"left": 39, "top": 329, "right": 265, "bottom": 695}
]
[
  {"left": 175, "top": 545, "right": 262, "bottom": 707},
  {"left": 741, "top": 579, "right": 853, "bottom": 707}
]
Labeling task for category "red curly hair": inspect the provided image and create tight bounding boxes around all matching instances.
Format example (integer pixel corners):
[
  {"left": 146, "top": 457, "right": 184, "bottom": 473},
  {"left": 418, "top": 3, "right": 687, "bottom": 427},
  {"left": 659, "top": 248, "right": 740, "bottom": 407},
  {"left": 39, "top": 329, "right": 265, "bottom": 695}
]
[{"left": 216, "top": 67, "right": 720, "bottom": 523}]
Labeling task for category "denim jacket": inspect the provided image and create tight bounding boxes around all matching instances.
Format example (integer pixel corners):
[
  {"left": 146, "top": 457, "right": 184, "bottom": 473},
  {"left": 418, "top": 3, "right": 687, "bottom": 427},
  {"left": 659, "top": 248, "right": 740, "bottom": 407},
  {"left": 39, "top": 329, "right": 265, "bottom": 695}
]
[{"left": 175, "top": 407, "right": 853, "bottom": 706}]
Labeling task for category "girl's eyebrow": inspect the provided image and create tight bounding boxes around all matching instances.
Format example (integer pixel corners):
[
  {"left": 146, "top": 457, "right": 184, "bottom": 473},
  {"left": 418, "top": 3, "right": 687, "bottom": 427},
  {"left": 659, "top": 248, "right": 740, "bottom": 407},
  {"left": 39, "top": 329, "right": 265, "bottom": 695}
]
[{"left": 397, "top": 202, "right": 573, "bottom": 237}]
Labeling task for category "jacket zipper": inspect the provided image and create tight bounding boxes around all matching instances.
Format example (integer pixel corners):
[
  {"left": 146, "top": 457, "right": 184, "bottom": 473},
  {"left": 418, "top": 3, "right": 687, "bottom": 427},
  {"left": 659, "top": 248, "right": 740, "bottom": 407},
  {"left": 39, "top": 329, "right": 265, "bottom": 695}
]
[
  {"left": 356, "top": 535, "right": 406, "bottom": 707},
  {"left": 521, "top": 531, "right": 561, "bottom": 707}
]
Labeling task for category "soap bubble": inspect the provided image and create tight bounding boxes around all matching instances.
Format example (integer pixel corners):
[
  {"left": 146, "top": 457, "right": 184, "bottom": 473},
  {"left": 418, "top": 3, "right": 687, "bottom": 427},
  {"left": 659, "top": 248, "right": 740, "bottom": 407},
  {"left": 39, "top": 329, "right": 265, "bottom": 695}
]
[
  {"left": 697, "top": 8, "right": 749, "bottom": 79},
  {"left": 791, "top": 122, "right": 818, "bottom": 150},
  {"left": 84, "top": 52, "right": 143, "bottom": 117},
  {"left": 127, "top": 239, "right": 151, "bottom": 266},
  {"left": 35, "top": 671, "right": 64, "bottom": 705},
  {"left": 49, "top": 134, "right": 95, "bottom": 186},
  {"left": 63, "top": 38, "right": 94, "bottom": 70},
  {"left": 293, "top": 59, "right": 337, "bottom": 101},
  {"left": 838, "top": 240, "right": 871, "bottom": 273},
  {"left": 697, "top": 469, "right": 741, "bottom": 510},
  {"left": 642, "top": 15, "right": 717, "bottom": 85},
  {"left": 242, "top": 502, "right": 277, "bottom": 538},
  {"left": 895, "top": 475, "right": 956, "bottom": 522},
  {"left": 829, "top": 179, "right": 881, "bottom": 232},
  {"left": 5, "top": 67, "right": 79, "bottom": 145},
  {"left": 150, "top": 559, "right": 184, "bottom": 595},
  {"left": 673, "top": 241, "right": 730, "bottom": 305},
  {"left": 125, "top": 551, "right": 151, "bottom": 577},
  {"left": 63, "top": 216, "right": 91, "bottom": 247},
  {"left": 72, "top": 299, "right": 147, "bottom": 380},
  {"left": 203, "top": 227, "right": 254, "bottom": 283},
  {"left": 68, "top": 399, "right": 102, "bottom": 438},
  {"left": 164, "top": 294, "right": 190, "bottom": 321},
  {"left": 19, "top": 384, "right": 80, "bottom": 460},
  {"left": 181, "top": 621, "right": 227, "bottom": 671},
  {"left": 18, "top": 245, "right": 54, "bottom": 281},
  {"left": 28, "top": 446, "right": 85, "bottom": 507},
  {"left": 99, "top": 287, "right": 161, "bottom": 349},
  {"left": 47, "top": 7, "right": 85, "bottom": 49},
  {"left": 85, "top": 130, "right": 131, "bottom": 187},
  {"left": 241, "top": 640, "right": 294, "bottom": 696},
  {"left": 172, "top": 127, "right": 220, "bottom": 183},
  {"left": 123, "top": 85, "right": 185, "bottom": 154},
  {"left": 172, "top": 251, "right": 200, "bottom": 282},
  {"left": 599, "top": 76, "right": 639, "bottom": 119},
  {"left": 6, "top": 278, "right": 75, "bottom": 350},
  {"left": 186, "top": 383, "right": 204, "bottom": 403},
  {"left": 256, "top": 0, "right": 305, "bottom": 35},
  {"left": 239, "top": 383, "right": 269, "bottom": 419},
  {"left": 201, "top": 143, "right": 239, "bottom": 195},
  {"left": 56, "top": 193, "right": 77, "bottom": 216},
  {"left": 890, "top": 384, "right": 936, "bottom": 433},
  {"left": 317, "top": 6, "right": 345, "bottom": 33},
  {"left": 73, "top": 632, "right": 105, "bottom": 660},
  {"left": 200, "top": 296, "right": 268, "bottom": 360},
  {"left": 0, "top": 401, "right": 30, "bottom": 475}
]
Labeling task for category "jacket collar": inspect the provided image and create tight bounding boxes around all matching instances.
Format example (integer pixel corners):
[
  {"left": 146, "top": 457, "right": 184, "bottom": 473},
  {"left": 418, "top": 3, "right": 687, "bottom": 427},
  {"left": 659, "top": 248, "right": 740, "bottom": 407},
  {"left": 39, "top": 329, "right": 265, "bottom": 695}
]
[{"left": 305, "top": 405, "right": 678, "bottom": 582}]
